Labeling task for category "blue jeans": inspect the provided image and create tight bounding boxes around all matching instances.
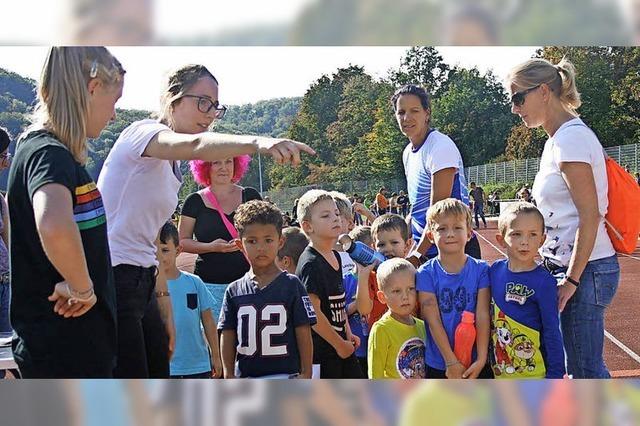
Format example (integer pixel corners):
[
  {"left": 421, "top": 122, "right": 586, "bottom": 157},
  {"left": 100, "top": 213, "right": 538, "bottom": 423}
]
[
  {"left": 556, "top": 255, "right": 620, "bottom": 378},
  {"left": 204, "top": 283, "right": 229, "bottom": 322},
  {"left": 0, "top": 279, "right": 12, "bottom": 337},
  {"left": 473, "top": 203, "right": 486, "bottom": 227}
]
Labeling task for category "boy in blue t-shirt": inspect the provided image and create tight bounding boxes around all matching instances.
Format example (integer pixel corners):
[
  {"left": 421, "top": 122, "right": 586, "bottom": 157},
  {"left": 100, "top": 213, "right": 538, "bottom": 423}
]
[
  {"left": 416, "top": 198, "right": 491, "bottom": 379},
  {"left": 490, "top": 202, "right": 565, "bottom": 378},
  {"left": 219, "top": 201, "right": 316, "bottom": 378},
  {"left": 158, "top": 222, "right": 222, "bottom": 378}
]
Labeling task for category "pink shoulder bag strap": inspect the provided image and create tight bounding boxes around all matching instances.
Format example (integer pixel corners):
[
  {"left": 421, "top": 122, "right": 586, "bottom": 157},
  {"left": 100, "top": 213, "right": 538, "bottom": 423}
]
[{"left": 202, "top": 187, "right": 240, "bottom": 239}]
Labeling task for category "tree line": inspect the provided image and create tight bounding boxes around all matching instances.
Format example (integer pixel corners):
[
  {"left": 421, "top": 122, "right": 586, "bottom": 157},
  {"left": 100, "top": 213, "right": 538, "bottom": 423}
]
[{"left": 1, "top": 47, "right": 639, "bottom": 194}]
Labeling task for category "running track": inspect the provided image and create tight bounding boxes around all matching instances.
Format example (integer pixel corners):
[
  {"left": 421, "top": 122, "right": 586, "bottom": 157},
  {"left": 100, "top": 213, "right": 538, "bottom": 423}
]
[{"left": 474, "top": 219, "right": 640, "bottom": 378}]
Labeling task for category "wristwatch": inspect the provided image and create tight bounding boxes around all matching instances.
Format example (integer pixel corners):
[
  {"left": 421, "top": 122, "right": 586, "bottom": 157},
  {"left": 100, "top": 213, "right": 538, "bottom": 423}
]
[{"left": 565, "top": 276, "right": 580, "bottom": 287}]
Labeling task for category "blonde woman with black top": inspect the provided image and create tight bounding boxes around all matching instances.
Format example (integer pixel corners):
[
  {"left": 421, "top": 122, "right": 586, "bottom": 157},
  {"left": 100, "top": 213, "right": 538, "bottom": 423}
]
[{"left": 7, "top": 47, "right": 124, "bottom": 377}]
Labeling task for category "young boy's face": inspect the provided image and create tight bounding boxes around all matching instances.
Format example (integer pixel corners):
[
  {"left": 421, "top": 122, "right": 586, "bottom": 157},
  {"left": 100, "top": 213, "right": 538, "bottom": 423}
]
[
  {"left": 374, "top": 228, "right": 413, "bottom": 259},
  {"left": 377, "top": 270, "right": 417, "bottom": 318},
  {"left": 303, "top": 199, "right": 342, "bottom": 239},
  {"left": 496, "top": 213, "right": 545, "bottom": 265},
  {"left": 239, "top": 223, "right": 284, "bottom": 270},
  {"left": 427, "top": 213, "right": 472, "bottom": 255},
  {"left": 158, "top": 239, "right": 180, "bottom": 272}
]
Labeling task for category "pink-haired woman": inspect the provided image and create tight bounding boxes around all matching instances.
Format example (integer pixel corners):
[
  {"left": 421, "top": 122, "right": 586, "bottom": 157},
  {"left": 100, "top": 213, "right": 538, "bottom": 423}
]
[{"left": 178, "top": 155, "right": 261, "bottom": 317}]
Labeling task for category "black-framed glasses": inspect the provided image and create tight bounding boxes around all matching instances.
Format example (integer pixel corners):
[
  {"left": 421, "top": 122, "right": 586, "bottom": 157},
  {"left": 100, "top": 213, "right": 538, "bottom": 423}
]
[
  {"left": 511, "top": 85, "right": 541, "bottom": 107},
  {"left": 181, "top": 95, "right": 227, "bottom": 118}
]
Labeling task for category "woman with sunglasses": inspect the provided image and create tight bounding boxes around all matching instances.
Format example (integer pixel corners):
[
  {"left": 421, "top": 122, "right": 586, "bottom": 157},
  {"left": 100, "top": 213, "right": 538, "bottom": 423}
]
[
  {"left": 97, "top": 64, "right": 314, "bottom": 378},
  {"left": 507, "top": 58, "right": 619, "bottom": 378}
]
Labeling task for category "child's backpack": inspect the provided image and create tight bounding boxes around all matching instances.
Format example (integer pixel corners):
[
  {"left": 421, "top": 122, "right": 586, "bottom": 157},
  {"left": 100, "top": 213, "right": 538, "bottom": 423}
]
[{"left": 603, "top": 155, "right": 640, "bottom": 254}]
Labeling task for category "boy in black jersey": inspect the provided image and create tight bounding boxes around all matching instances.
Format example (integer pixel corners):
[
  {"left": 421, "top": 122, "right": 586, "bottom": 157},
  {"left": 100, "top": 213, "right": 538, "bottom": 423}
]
[
  {"left": 218, "top": 201, "right": 316, "bottom": 378},
  {"left": 295, "top": 190, "right": 364, "bottom": 378}
]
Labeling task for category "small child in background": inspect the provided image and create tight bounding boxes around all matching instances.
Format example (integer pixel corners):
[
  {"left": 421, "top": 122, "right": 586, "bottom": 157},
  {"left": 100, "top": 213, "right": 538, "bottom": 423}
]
[
  {"left": 417, "top": 199, "right": 491, "bottom": 379},
  {"left": 368, "top": 258, "right": 426, "bottom": 379},
  {"left": 344, "top": 225, "right": 374, "bottom": 373},
  {"left": 276, "top": 227, "right": 309, "bottom": 274},
  {"left": 157, "top": 221, "right": 222, "bottom": 378},
  {"left": 330, "top": 191, "right": 357, "bottom": 276},
  {"left": 356, "top": 214, "right": 415, "bottom": 328},
  {"left": 296, "top": 190, "right": 363, "bottom": 378},
  {"left": 490, "top": 202, "right": 565, "bottom": 378},
  {"left": 349, "top": 225, "right": 373, "bottom": 247},
  {"left": 218, "top": 201, "right": 316, "bottom": 378}
]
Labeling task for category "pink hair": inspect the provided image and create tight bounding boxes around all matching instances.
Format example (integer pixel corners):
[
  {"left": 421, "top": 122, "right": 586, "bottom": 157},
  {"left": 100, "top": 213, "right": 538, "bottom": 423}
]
[{"left": 189, "top": 155, "right": 251, "bottom": 186}]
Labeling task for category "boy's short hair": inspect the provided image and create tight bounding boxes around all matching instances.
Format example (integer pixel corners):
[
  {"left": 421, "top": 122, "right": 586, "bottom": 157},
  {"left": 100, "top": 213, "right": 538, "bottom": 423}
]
[
  {"left": 349, "top": 226, "right": 373, "bottom": 247},
  {"left": 371, "top": 213, "right": 411, "bottom": 241},
  {"left": 376, "top": 258, "right": 416, "bottom": 292},
  {"left": 329, "top": 191, "right": 353, "bottom": 222},
  {"left": 426, "top": 198, "right": 473, "bottom": 231},
  {"left": 296, "top": 189, "right": 335, "bottom": 223},
  {"left": 278, "top": 227, "right": 309, "bottom": 264},
  {"left": 234, "top": 200, "right": 284, "bottom": 236},
  {"left": 498, "top": 202, "right": 545, "bottom": 235},
  {"left": 159, "top": 221, "right": 180, "bottom": 246}
]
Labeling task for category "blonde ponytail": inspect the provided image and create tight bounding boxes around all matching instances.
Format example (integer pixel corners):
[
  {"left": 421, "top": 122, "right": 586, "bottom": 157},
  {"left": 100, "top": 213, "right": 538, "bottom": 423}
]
[{"left": 27, "top": 47, "right": 125, "bottom": 164}]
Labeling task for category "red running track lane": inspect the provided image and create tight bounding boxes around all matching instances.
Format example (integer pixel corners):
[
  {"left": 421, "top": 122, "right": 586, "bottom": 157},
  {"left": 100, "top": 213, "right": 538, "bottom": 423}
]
[{"left": 474, "top": 218, "right": 640, "bottom": 378}]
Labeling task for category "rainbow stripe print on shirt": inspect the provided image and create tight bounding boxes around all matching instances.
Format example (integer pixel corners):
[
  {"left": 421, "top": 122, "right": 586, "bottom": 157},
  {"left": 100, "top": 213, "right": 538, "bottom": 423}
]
[{"left": 74, "top": 182, "right": 106, "bottom": 231}]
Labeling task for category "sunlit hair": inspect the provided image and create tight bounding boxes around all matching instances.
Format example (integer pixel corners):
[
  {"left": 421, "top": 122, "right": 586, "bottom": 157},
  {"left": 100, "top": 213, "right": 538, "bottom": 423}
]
[
  {"left": 157, "top": 64, "right": 218, "bottom": 129},
  {"left": 498, "top": 202, "right": 545, "bottom": 236},
  {"left": 426, "top": 198, "right": 473, "bottom": 231},
  {"left": 26, "top": 46, "right": 125, "bottom": 164},
  {"left": 189, "top": 156, "right": 251, "bottom": 186},
  {"left": 349, "top": 226, "right": 373, "bottom": 247},
  {"left": 371, "top": 213, "right": 411, "bottom": 242},
  {"left": 234, "top": 200, "right": 284, "bottom": 237},
  {"left": 296, "top": 189, "right": 335, "bottom": 225},
  {"left": 507, "top": 57, "right": 581, "bottom": 113},
  {"left": 329, "top": 191, "right": 353, "bottom": 221},
  {"left": 376, "top": 257, "right": 416, "bottom": 292}
]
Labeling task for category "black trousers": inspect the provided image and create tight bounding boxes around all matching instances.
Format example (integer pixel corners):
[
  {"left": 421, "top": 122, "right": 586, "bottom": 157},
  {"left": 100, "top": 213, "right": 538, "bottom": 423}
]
[
  {"left": 319, "top": 354, "right": 365, "bottom": 378},
  {"left": 112, "top": 264, "right": 169, "bottom": 378}
]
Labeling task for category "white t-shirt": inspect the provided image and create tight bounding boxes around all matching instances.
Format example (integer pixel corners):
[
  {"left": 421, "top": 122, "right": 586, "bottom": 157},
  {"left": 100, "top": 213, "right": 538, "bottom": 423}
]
[
  {"left": 97, "top": 119, "right": 182, "bottom": 267},
  {"left": 402, "top": 129, "right": 470, "bottom": 256},
  {"left": 338, "top": 251, "right": 357, "bottom": 278},
  {"left": 532, "top": 118, "right": 614, "bottom": 266}
]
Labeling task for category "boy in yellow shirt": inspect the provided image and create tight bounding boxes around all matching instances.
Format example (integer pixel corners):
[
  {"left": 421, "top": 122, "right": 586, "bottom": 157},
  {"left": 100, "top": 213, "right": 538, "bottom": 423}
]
[{"left": 368, "top": 258, "right": 426, "bottom": 379}]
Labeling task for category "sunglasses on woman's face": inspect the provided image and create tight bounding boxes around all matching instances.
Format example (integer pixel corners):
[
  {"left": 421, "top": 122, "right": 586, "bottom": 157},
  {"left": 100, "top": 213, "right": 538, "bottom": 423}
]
[{"left": 511, "top": 85, "right": 541, "bottom": 107}]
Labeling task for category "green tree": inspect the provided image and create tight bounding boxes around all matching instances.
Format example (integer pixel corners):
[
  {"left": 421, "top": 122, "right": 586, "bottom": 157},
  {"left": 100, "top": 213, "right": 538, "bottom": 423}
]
[
  {"left": 432, "top": 67, "right": 516, "bottom": 166},
  {"left": 504, "top": 124, "right": 546, "bottom": 160},
  {"left": 390, "top": 46, "right": 450, "bottom": 94}
]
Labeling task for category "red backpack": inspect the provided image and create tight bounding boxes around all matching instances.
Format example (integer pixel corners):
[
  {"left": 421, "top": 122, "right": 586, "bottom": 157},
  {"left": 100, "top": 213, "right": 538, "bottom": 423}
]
[{"left": 603, "top": 155, "right": 640, "bottom": 254}]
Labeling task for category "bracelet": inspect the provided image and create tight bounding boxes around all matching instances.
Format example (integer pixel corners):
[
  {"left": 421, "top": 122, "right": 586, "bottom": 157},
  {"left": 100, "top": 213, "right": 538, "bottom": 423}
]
[
  {"left": 64, "top": 283, "right": 95, "bottom": 306},
  {"left": 445, "top": 359, "right": 460, "bottom": 367},
  {"left": 565, "top": 276, "right": 580, "bottom": 287},
  {"left": 155, "top": 291, "right": 171, "bottom": 298}
]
